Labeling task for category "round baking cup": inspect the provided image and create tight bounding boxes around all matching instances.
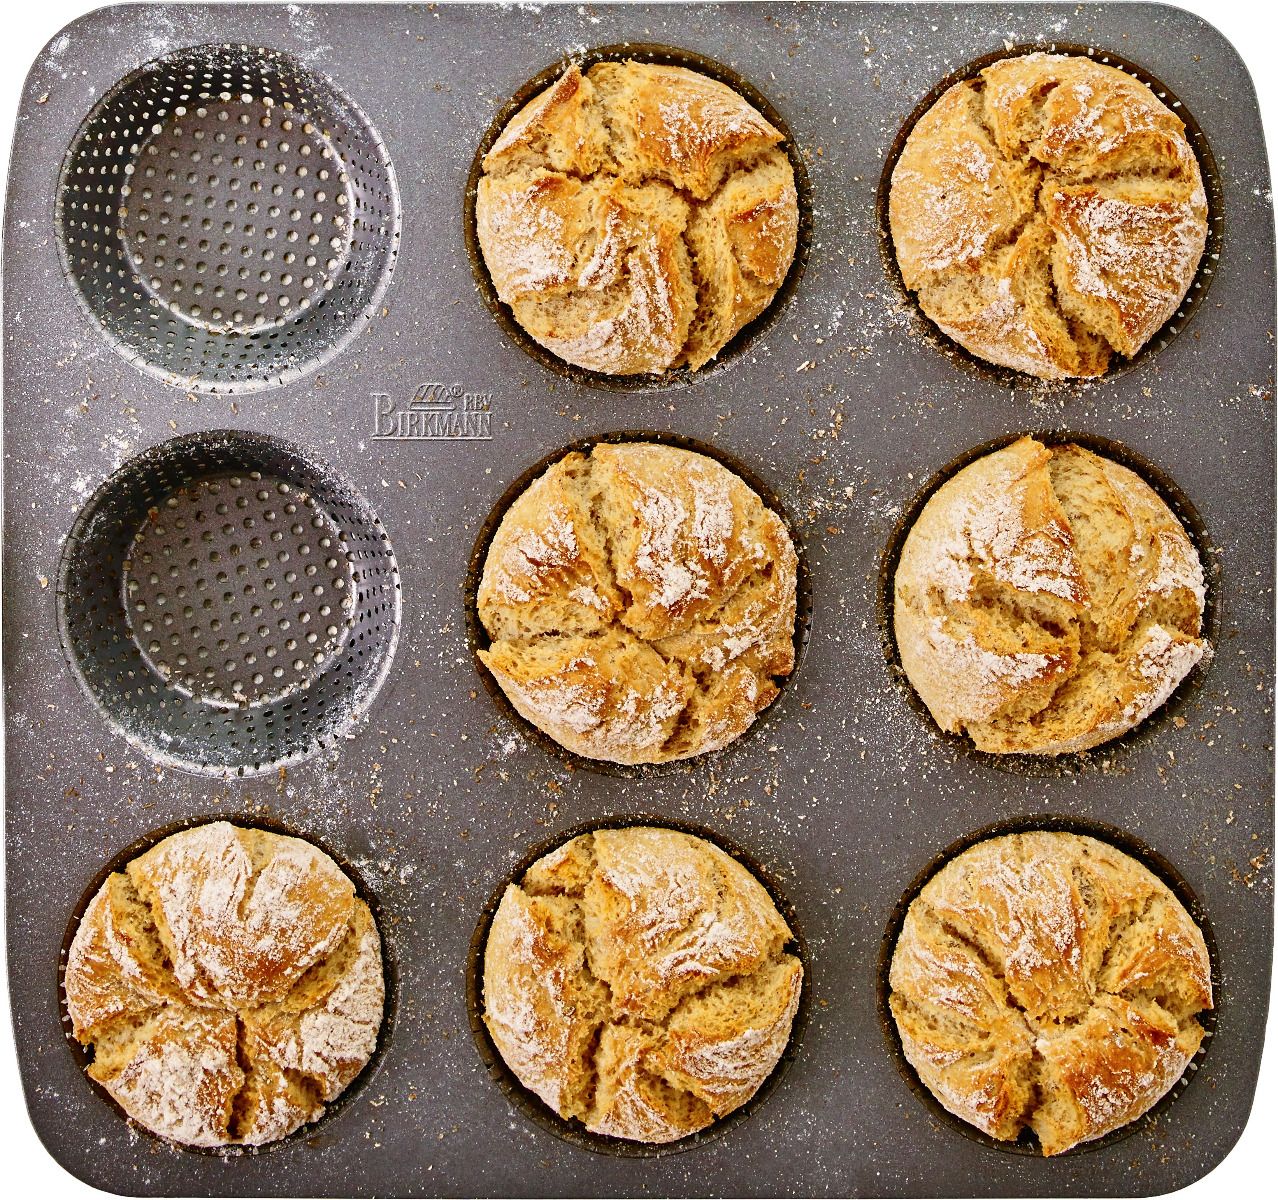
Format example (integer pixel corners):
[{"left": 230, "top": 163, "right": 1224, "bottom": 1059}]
[
  {"left": 463, "top": 43, "right": 813, "bottom": 392},
  {"left": 55, "top": 43, "right": 400, "bottom": 393},
  {"left": 877, "top": 429, "right": 1219, "bottom": 776},
  {"left": 464, "top": 430, "right": 813, "bottom": 777},
  {"left": 876, "top": 42, "right": 1224, "bottom": 387},
  {"left": 876, "top": 813, "right": 1220, "bottom": 1157},
  {"left": 466, "top": 814, "right": 812, "bottom": 1157},
  {"left": 56, "top": 430, "right": 401, "bottom": 777},
  {"left": 58, "top": 814, "right": 399, "bottom": 1156}
]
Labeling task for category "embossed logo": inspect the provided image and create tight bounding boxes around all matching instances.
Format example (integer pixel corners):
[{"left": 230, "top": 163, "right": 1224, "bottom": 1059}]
[{"left": 372, "top": 383, "right": 494, "bottom": 440}]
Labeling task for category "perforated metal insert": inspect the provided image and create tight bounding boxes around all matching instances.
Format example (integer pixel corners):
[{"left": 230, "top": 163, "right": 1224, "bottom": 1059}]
[
  {"left": 57, "top": 432, "right": 401, "bottom": 775},
  {"left": 56, "top": 44, "right": 399, "bottom": 393}
]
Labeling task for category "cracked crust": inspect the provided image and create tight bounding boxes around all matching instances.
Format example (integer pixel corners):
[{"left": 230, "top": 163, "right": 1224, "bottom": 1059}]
[
  {"left": 476, "top": 60, "right": 799, "bottom": 375},
  {"left": 889, "top": 53, "right": 1207, "bottom": 379},
  {"left": 63, "top": 823, "right": 384, "bottom": 1148},
  {"left": 893, "top": 437, "right": 1208, "bottom": 755},
  {"left": 889, "top": 831, "right": 1212, "bottom": 1155},
  {"left": 482, "top": 827, "right": 802, "bottom": 1144},
  {"left": 477, "top": 442, "right": 798, "bottom": 764}
]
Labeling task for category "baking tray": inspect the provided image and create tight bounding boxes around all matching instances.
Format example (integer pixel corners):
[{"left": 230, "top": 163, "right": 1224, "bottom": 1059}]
[{"left": 3, "top": 3, "right": 1273, "bottom": 1196}]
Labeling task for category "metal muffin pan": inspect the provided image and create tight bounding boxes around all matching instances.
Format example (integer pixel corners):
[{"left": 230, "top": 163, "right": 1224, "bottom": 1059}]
[{"left": 3, "top": 3, "right": 1272, "bottom": 1196}]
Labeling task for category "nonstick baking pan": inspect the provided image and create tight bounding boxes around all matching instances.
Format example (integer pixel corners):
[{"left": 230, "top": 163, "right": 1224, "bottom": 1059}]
[{"left": 3, "top": 3, "right": 1273, "bottom": 1196}]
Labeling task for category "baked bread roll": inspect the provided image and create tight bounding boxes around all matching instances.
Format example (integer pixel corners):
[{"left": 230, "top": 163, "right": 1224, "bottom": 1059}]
[
  {"left": 889, "top": 830, "right": 1212, "bottom": 1155},
  {"left": 482, "top": 826, "right": 803, "bottom": 1143},
  {"left": 475, "top": 60, "right": 798, "bottom": 375},
  {"left": 477, "top": 441, "right": 798, "bottom": 764},
  {"left": 893, "top": 437, "right": 1208, "bottom": 754},
  {"left": 889, "top": 53, "right": 1207, "bottom": 378},
  {"left": 64, "top": 822, "right": 384, "bottom": 1148}
]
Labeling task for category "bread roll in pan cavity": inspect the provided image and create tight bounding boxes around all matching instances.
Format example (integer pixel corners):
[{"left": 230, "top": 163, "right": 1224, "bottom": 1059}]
[
  {"left": 877, "top": 430, "right": 1219, "bottom": 776},
  {"left": 464, "top": 431, "right": 813, "bottom": 777},
  {"left": 465, "top": 814, "right": 811, "bottom": 1157},
  {"left": 57, "top": 814, "right": 399, "bottom": 1154},
  {"left": 463, "top": 43, "right": 813, "bottom": 392},
  {"left": 876, "top": 42, "right": 1224, "bottom": 387},
  {"left": 876, "top": 813, "right": 1220, "bottom": 1157},
  {"left": 4, "top": 4, "right": 1270, "bottom": 1196}
]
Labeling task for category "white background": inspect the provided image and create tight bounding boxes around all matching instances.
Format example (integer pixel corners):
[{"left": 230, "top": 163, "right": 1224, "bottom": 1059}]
[{"left": 0, "top": 1, "right": 1273, "bottom": 1197}]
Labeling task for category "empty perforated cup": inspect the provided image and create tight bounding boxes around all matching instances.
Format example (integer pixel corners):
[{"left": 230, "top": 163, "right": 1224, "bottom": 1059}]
[
  {"left": 56, "top": 44, "right": 399, "bottom": 392},
  {"left": 57, "top": 431, "right": 401, "bottom": 775}
]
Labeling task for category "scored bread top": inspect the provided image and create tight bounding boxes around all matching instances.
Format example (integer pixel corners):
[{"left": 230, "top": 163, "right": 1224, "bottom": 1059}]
[
  {"left": 476, "top": 60, "right": 798, "bottom": 375},
  {"left": 889, "top": 53, "right": 1207, "bottom": 378},
  {"left": 889, "top": 831, "right": 1212, "bottom": 1155},
  {"left": 477, "top": 442, "right": 798, "bottom": 764},
  {"left": 63, "top": 822, "right": 384, "bottom": 1148},
  {"left": 893, "top": 436, "right": 1208, "bottom": 754},
  {"left": 482, "top": 827, "right": 802, "bottom": 1143}
]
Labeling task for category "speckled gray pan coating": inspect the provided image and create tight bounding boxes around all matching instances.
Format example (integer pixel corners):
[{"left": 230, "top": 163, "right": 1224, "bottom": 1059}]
[{"left": 3, "top": 3, "right": 1273, "bottom": 1196}]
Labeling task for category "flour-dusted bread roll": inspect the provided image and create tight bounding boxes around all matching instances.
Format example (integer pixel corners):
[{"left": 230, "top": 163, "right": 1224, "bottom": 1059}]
[
  {"left": 477, "top": 441, "right": 798, "bottom": 764},
  {"left": 889, "top": 831, "right": 1212, "bottom": 1155},
  {"left": 482, "top": 826, "right": 803, "bottom": 1143},
  {"left": 889, "top": 53, "right": 1207, "bottom": 378},
  {"left": 475, "top": 60, "right": 799, "bottom": 375},
  {"left": 893, "top": 437, "right": 1208, "bottom": 754},
  {"left": 64, "top": 822, "right": 384, "bottom": 1148}
]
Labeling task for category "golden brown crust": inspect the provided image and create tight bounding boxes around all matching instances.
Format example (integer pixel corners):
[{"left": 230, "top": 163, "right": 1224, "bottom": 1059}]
[
  {"left": 893, "top": 437, "right": 1208, "bottom": 754},
  {"left": 127, "top": 823, "right": 355, "bottom": 1008},
  {"left": 63, "top": 875, "right": 186, "bottom": 1044},
  {"left": 64, "top": 823, "right": 384, "bottom": 1148},
  {"left": 889, "top": 831, "right": 1212, "bottom": 1155},
  {"left": 889, "top": 54, "right": 1207, "bottom": 378},
  {"left": 478, "top": 442, "right": 798, "bottom": 764},
  {"left": 482, "top": 827, "right": 802, "bottom": 1144},
  {"left": 476, "top": 61, "right": 798, "bottom": 375}
]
